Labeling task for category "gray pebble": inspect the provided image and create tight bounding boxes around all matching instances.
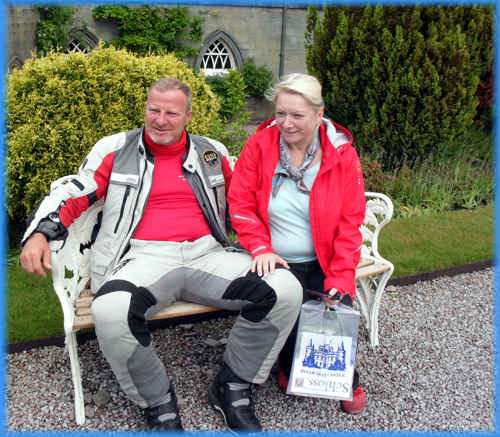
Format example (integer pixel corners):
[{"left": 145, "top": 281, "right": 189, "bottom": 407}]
[
  {"left": 204, "top": 338, "right": 219, "bottom": 347},
  {"left": 93, "top": 389, "right": 111, "bottom": 407}
]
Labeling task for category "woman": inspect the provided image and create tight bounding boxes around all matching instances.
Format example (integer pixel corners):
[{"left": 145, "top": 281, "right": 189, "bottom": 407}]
[{"left": 227, "top": 73, "right": 366, "bottom": 414}]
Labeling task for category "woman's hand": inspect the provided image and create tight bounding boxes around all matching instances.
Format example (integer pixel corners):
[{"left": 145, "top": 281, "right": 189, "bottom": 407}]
[
  {"left": 252, "top": 253, "right": 289, "bottom": 277},
  {"left": 322, "top": 288, "right": 342, "bottom": 309}
]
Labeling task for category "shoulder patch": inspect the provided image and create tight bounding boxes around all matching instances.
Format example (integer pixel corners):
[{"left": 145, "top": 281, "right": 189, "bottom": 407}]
[{"left": 202, "top": 149, "right": 221, "bottom": 169}]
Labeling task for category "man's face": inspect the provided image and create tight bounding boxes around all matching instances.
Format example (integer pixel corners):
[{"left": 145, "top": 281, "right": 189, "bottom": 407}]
[{"left": 144, "top": 88, "right": 192, "bottom": 145}]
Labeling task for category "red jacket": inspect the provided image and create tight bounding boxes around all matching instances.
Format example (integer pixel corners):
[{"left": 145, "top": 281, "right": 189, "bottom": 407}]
[{"left": 228, "top": 118, "right": 365, "bottom": 298}]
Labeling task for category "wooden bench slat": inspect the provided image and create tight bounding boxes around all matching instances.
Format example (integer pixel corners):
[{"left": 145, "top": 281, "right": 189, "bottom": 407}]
[
  {"left": 358, "top": 258, "right": 374, "bottom": 268},
  {"left": 149, "top": 301, "right": 221, "bottom": 320},
  {"left": 73, "top": 315, "right": 95, "bottom": 331},
  {"left": 75, "top": 307, "right": 91, "bottom": 317},
  {"left": 355, "top": 262, "right": 391, "bottom": 279},
  {"left": 75, "top": 297, "right": 93, "bottom": 308},
  {"left": 73, "top": 300, "right": 221, "bottom": 331},
  {"left": 79, "top": 289, "right": 95, "bottom": 298}
]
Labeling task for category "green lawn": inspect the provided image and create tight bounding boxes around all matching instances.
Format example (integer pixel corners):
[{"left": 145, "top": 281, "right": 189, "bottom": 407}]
[
  {"left": 7, "top": 204, "right": 494, "bottom": 344},
  {"left": 380, "top": 204, "right": 493, "bottom": 277},
  {"left": 7, "top": 266, "right": 58, "bottom": 343}
]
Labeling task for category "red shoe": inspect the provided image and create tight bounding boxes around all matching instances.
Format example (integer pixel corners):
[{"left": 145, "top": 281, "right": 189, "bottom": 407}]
[
  {"left": 276, "top": 362, "right": 289, "bottom": 392},
  {"left": 341, "top": 385, "right": 366, "bottom": 414}
]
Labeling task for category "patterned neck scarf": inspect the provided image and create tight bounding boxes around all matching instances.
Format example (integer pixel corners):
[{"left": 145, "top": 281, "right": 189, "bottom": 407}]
[{"left": 278, "top": 129, "right": 320, "bottom": 195}]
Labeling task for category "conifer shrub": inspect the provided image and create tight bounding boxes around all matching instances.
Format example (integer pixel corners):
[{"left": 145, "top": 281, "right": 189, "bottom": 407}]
[
  {"left": 7, "top": 45, "right": 222, "bottom": 228},
  {"left": 305, "top": 6, "right": 493, "bottom": 168}
]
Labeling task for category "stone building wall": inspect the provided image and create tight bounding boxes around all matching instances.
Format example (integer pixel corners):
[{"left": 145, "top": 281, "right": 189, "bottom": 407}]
[
  {"left": 7, "top": 5, "right": 311, "bottom": 78},
  {"left": 7, "top": 6, "right": 39, "bottom": 70}
]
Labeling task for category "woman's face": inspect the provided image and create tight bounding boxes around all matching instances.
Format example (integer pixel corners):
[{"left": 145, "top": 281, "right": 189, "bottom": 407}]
[{"left": 274, "top": 91, "right": 324, "bottom": 150}]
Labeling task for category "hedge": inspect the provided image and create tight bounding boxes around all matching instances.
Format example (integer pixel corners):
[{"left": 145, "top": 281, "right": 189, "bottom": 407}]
[{"left": 7, "top": 45, "right": 222, "bottom": 230}]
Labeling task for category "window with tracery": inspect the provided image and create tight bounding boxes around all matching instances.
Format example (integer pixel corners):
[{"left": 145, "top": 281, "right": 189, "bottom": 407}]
[
  {"left": 200, "top": 39, "right": 236, "bottom": 76},
  {"left": 67, "top": 30, "right": 98, "bottom": 54}
]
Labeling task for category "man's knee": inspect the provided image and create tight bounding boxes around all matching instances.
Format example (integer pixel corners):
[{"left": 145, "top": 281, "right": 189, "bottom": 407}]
[
  {"left": 222, "top": 269, "right": 302, "bottom": 323},
  {"left": 91, "top": 279, "right": 157, "bottom": 347},
  {"left": 262, "top": 268, "right": 303, "bottom": 314},
  {"left": 222, "top": 272, "right": 276, "bottom": 322}
]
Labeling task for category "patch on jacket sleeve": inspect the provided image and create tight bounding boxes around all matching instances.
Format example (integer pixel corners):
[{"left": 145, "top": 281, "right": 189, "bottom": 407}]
[
  {"left": 200, "top": 149, "right": 225, "bottom": 187},
  {"left": 202, "top": 150, "right": 221, "bottom": 169}
]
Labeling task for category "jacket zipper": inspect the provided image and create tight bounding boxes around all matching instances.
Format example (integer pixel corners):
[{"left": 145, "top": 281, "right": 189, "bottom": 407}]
[{"left": 114, "top": 185, "right": 131, "bottom": 233}]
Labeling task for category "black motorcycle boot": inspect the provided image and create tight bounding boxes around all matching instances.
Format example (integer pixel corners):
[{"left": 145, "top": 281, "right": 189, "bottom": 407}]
[
  {"left": 208, "top": 364, "right": 262, "bottom": 433},
  {"left": 143, "top": 384, "right": 183, "bottom": 431}
]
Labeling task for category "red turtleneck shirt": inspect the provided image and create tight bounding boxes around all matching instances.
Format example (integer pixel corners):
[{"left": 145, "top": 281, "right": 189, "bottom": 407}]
[{"left": 133, "top": 130, "right": 212, "bottom": 241}]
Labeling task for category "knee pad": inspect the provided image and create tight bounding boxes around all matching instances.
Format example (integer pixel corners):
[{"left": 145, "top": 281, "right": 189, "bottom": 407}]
[
  {"left": 92, "top": 279, "right": 157, "bottom": 347},
  {"left": 223, "top": 272, "right": 277, "bottom": 323}
]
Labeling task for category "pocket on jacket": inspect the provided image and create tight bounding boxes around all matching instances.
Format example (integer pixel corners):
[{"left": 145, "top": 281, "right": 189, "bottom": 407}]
[{"left": 108, "top": 175, "right": 137, "bottom": 234}]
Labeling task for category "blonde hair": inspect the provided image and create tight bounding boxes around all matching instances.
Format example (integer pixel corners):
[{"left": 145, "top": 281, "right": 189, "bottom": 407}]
[
  {"left": 265, "top": 73, "right": 324, "bottom": 108},
  {"left": 149, "top": 77, "right": 192, "bottom": 110}
]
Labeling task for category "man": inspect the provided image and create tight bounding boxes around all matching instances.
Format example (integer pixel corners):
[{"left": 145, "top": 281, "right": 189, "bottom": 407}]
[{"left": 20, "top": 77, "right": 302, "bottom": 432}]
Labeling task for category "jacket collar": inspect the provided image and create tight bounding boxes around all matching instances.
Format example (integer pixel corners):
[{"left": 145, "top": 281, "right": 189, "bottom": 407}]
[
  {"left": 256, "top": 117, "right": 353, "bottom": 171},
  {"left": 257, "top": 117, "right": 352, "bottom": 148}
]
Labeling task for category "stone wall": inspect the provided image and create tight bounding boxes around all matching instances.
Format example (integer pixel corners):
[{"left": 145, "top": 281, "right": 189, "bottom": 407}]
[
  {"left": 7, "top": 6, "right": 39, "bottom": 70},
  {"left": 7, "top": 5, "right": 310, "bottom": 78}
]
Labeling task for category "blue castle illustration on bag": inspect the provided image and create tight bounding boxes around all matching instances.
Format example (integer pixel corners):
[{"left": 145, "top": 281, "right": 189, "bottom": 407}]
[{"left": 302, "top": 338, "right": 346, "bottom": 371}]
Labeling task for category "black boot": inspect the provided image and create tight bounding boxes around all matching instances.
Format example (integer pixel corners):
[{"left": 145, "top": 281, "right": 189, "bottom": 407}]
[
  {"left": 144, "top": 384, "right": 183, "bottom": 431},
  {"left": 208, "top": 364, "right": 262, "bottom": 433}
]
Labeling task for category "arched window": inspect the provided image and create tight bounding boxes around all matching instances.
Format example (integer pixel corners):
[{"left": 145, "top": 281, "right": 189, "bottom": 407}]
[
  {"left": 201, "top": 39, "right": 235, "bottom": 75},
  {"left": 198, "top": 31, "right": 243, "bottom": 76},
  {"left": 67, "top": 29, "right": 98, "bottom": 54},
  {"left": 8, "top": 56, "right": 23, "bottom": 72}
]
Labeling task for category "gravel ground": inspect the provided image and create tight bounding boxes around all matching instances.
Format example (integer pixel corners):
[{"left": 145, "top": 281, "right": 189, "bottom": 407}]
[{"left": 7, "top": 268, "right": 495, "bottom": 432}]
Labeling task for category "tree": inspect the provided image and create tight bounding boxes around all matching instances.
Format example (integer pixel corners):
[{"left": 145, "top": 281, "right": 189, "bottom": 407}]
[{"left": 305, "top": 6, "right": 493, "bottom": 167}]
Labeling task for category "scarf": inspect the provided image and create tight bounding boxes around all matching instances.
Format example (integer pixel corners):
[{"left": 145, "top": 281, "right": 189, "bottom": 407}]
[{"left": 277, "top": 129, "right": 320, "bottom": 195}]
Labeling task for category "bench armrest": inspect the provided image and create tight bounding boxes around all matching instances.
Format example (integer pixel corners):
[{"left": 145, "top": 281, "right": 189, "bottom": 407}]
[
  {"left": 361, "top": 192, "right": 394, "bottom": 261},
  {"left": 49, "top": 190, "right": 103, "bottom": 334}
]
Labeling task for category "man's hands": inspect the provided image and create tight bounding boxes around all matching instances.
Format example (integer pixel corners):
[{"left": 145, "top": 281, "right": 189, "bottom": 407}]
[
  {"left": 251, "top": 253, "right": 289, "bottom": 277},
  {"left": 19, "top": 233, "right": 52, "bottom": 277}
]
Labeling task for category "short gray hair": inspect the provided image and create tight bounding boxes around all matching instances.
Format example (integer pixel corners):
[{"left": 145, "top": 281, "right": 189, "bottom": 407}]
[
  {"left": 266, "top": 73, "right": 324, "bottom": 108},
  {"left": 148, "top": 77, "right": 192, "bottom": 111}
]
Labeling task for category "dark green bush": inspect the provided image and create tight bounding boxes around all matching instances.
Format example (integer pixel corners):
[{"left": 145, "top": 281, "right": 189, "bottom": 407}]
[
  {"left": 240, "top": 59, "right": 274, "bottom": 98},
  {"left": 7, "top": 45, "right": 223, "bottom": 228},
  {"left": 204, "top": 71, "right": 250, "bottom": 158},
  {"left": 305, "top": 6, "right": 493, "bottom": 168},
  {"left": 205, "top": 70, "right": 248, "bottom": 121},
  {"left": 35, "top": 5, "right": 83, "bottom": 56},
  {"left": 92, "top": 5, "right": 203, "bottom": 58}
]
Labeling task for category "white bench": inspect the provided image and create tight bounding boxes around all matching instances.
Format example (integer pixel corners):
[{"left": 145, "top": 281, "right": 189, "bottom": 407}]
[{"left": 48, "top": 174, "right": 394, "bottom": 424}]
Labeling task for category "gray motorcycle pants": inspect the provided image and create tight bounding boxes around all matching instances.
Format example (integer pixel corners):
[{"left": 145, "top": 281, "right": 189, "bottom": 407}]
[{"left": 91, "top": 235, "right": 302, "bottom": 409}]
